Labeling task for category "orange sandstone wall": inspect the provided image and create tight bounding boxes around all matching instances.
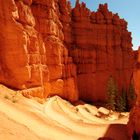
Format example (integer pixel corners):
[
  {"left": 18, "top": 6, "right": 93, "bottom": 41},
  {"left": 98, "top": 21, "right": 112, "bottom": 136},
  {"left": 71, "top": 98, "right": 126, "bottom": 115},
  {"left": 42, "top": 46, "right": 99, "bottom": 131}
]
[
  {"left": 128, "top": 47, "right": 140, "bottom": 138},
  {"left": 0, "top": 0, "right": 78, "bottom": 102},
  {"left": 62, "top": 1, "right": 134, "bottom": 102},
  {"left": 31, "top": 0, "right": 78, "bottom": 101},
  {"left": 0, "top": 0, "right": 48, "bottom": 98},
  {"left": 0, "top": 0, "right": 134, "bottom": 102}
]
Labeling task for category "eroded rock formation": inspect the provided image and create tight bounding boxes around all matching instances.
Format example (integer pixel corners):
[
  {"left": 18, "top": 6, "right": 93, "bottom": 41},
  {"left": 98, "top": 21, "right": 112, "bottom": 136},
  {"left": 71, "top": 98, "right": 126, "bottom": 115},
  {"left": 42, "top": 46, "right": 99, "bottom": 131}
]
[
  {"left": 0, "top": 0, "right": 78, "bottom": 102},
  {"left": 0, "top": 0, "right": 134, "bottom": 102},
  {"left": 0, "top": 0, "right": 48, "bottom": 98},
  {"left": 128, "top": 47, "right": 140, "bottom": 139},
  {"left": 61, "top": 1, "right": 134, "bottom": 102}
]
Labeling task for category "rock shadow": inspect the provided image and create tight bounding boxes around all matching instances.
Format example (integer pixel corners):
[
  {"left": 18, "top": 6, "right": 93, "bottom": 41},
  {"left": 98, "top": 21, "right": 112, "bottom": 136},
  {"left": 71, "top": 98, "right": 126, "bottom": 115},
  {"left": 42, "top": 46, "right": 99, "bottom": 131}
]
[{"left": 98, "top": 124, "right": 130, "bottom": 140}]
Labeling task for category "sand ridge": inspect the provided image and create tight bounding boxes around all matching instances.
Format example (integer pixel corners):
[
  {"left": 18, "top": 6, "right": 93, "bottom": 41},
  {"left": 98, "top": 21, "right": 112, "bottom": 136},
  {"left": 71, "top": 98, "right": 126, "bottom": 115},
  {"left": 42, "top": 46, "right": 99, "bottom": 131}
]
[{"left": 0, "top": 85, "right": 129, "bottom": 140}]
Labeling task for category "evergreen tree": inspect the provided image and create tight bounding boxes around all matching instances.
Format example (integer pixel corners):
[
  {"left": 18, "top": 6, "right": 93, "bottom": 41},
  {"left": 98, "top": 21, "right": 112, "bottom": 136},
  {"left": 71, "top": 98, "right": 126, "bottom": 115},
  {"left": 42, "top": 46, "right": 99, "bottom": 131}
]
[
  {"left": 128, "top": 82, "right": 137, "bottom": 109},
  {"left": 129, "top": 82, "right": 136, "bottom": 100},
  {"left": 116, "top": 88, "right": 127, "bottom": 112},
  {"left": 106, "top": 76, "right": 117, "bottom": 111}
]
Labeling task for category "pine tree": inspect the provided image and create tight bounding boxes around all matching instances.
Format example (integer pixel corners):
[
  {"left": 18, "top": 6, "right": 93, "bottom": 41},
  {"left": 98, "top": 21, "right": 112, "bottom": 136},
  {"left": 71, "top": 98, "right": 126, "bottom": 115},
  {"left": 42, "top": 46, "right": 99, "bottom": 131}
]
[
  {"left": 106, "top": 76, "right": 117, "bottom": 111},
  {"left": 128, "top": 82, "right": 137, "bottom": 109},
  {"left": 116, "top": 88, "right": 127, "bottom": 112},
  {"left": 129, "top": 82, "right": 136, "bottom": 100}
]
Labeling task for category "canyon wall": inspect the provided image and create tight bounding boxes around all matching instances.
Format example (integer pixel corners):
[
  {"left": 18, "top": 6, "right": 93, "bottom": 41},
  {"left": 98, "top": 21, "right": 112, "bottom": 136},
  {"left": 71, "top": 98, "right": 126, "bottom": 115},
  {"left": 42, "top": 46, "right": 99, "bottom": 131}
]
[
  {"left": 61, "top": 1, "right": 134, "bottom": 102},
  {"left": 0, "top": 0, "right": 134, "bottom": 102},
  {"left": 30, "top": 0, "right": 78, "bottom": 101},
  {"left": 0, "top": 0, "right": 48, "bottom": 98},
  {"left": 0, "top": 0, "right": 78, "bottom": 102},
  {"left": 128, "top": 47, "right": 140, "bottom": 138}
]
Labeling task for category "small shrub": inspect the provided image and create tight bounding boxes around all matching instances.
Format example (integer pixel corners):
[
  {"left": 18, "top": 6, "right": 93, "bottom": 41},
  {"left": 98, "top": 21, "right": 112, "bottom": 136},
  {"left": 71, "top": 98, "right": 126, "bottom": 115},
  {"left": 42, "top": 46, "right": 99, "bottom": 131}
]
[
  {"left": 85, "top": 107, "right": 90, "bottom": 113},
  {"left": 4, "top": 95, "right": 9, "bottom": 99},
  {"left": 4, "top": 91, "right": 19, "bottom": 103},
  {"left": 12, "top": 98, "right": 17, "bottom": 103}
]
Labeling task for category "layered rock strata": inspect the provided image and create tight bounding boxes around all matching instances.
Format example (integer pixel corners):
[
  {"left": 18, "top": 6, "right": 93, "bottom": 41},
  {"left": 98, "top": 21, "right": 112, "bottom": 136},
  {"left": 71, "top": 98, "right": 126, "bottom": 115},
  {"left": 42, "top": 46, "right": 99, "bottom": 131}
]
[
  {"left": 31, "top": 0, "right": 78, "bottom": 101},
  {"left": 0, "top": 0, "right": 134, "bottom": 102},
  {"left": 0, "top": 0, "right": 48, "bottom": 98},
  {"left": 128, "top": 47, "right": 140, "bottom": 139},
  {"left": 61, "top": 1, "right": 134, "bottom": 101},
  {"left": 0, "top": 0, "right": 78, "bottom": 102}
]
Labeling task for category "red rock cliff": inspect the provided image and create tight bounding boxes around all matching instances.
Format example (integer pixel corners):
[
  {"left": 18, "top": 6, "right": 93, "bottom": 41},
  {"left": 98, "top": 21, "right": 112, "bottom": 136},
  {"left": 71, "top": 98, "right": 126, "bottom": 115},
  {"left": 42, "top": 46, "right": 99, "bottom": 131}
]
[
  {"left": 0, "top": 0, "right": 48, "bottom": 98},
  {"left": 0, "top": 0, "right": 134, "bottom": 102},
  {"left": 0, "top": 0, "right": 78, "bottom": 102},
  {"left": 128, "top": 47, "right": 140, "bottom": 138},
  {"left": 61, "top": 1, "right": 134, "bottom": 102},
  {"left": 31, "top": 0, "right": 78, "bottom": 101}
]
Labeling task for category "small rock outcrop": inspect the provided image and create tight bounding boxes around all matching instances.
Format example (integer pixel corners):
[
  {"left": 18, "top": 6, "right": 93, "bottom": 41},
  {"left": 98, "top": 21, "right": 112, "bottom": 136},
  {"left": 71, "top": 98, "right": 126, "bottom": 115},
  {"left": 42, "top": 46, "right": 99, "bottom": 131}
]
[{"left": 0, "top": 0, "right": 134, "bottom": 102}]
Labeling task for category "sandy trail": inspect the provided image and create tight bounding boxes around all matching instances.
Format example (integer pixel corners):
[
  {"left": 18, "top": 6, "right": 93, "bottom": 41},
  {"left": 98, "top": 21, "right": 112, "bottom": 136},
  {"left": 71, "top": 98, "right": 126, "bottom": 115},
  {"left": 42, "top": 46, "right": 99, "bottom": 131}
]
[
  {"left": 0, "top": 85, "right": 129, "bottom": 140},
  {"left": 44, "top": 97, "right": 109, "bottom": 137},
  {"left": 76, "top": 105, "right": 108, "bottom": 124},
  {"left": 0, "top": 112, "right": 46, "bottom": 140}
]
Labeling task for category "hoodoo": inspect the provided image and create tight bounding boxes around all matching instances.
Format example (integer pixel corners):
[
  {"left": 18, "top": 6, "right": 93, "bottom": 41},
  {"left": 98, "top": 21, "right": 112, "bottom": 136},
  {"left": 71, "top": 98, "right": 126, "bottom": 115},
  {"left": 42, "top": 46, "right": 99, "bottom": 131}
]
[
  {"left": 0, "top": 0, "right": 135, "bottom": 102},
  {"left": 62, "top": 1, "right": 134, "bottom": 102}
]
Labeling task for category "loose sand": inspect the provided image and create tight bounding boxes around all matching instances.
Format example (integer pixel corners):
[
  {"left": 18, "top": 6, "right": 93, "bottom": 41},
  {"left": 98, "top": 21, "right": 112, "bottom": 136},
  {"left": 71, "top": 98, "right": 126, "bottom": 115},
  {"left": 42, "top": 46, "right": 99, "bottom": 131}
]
[{"left": 0, "top": 85, "right": 129, "bottom": 140}]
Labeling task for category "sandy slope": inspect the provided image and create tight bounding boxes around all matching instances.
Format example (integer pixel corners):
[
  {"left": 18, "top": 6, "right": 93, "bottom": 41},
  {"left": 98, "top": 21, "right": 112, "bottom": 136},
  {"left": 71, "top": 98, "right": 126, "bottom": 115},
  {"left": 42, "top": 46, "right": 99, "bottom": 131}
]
[
  {"left": 0, "top": 112, "right": 46, "bottom": 140},
  {"left": 0, "top": 85, "right": 129, "bottom": 140}
]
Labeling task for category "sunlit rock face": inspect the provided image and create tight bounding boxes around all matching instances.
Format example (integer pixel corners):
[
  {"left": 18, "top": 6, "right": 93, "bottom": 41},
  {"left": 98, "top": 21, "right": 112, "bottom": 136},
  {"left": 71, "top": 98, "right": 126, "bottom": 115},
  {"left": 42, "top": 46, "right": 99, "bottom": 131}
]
[
  {"left": 61, "top": 1, "right": 134, "bottom": 102},
  {"left": 0, "top": 0, "right": 134, "bottom": 102},
  {"left": 0, "top": 0, "right": 78, "bottom": 102},
  {"left": 128, "top": 47, "right": 140, "bottom": 139},
  {"left": 30, "top": 0, "right": 79, "bottom": 101},
  {"left": 0, "top": 0, "right": 48, "bottom": 97}
]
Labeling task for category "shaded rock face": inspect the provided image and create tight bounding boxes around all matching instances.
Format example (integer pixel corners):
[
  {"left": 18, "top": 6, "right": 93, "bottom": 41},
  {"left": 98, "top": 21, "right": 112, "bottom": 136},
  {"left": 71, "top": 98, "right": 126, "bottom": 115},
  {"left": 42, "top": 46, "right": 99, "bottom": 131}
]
[
  {"left": 128, "top": 47, "right": 140, "bottom": 139},
  {"left": 61, "top": 1, "right": 134, "bottom": 102},
  {"left": 0, "top": 0, "right": 134, "bottom": 102}
]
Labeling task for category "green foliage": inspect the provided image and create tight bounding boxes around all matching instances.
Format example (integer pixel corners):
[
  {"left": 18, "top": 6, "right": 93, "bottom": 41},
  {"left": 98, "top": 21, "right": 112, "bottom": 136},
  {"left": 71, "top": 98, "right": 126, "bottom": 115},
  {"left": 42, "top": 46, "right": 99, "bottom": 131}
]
[
  {"left": 129, "top": 82, "right": 136, "bottom": 100},
  {"left": 3, "top": 92, "right": 18, "bottom": 103},
  {"left": 106, "top": 77, "right": 136, "bottom": 112},
  {"left": 128, "top": 82, "right": 137, "bottom": 109},
  {"left": 116, "top": 89, "right": 127, "bottom": 112},
  {"left": 106, "top": 76, "right": 117, "bottom": 111}
]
